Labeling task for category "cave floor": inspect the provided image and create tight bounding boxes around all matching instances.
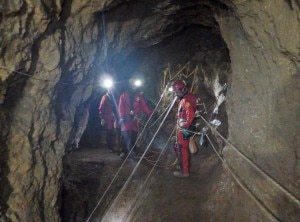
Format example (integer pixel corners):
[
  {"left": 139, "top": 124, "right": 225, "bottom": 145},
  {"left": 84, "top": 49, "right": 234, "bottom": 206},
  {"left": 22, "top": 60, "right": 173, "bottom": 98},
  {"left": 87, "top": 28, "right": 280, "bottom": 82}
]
[{"left": 63, "top": 145, "right": 222, "bottom": 222}]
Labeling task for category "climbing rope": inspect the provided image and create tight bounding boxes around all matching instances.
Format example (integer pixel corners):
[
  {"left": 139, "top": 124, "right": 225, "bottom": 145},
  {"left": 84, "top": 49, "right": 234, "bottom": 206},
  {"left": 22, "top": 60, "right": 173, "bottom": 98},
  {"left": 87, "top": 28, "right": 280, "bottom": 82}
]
[
  {"left": 99, "top": 97, "right": 177, "bottom": 222},
  {"left": 0, "top": 65, "right": 93, "bottom": 86},
  {"left": 0, "top": 65, "right": 76, "bottom": 85},
  {"left": 198, "top": 115, "right": 300, "bottom": 208},
  {"left": 163, "top": 62, "right": 198, "bottom": 87},
  {"left": 148, "top": 101, "right": 173, "bottom": 128},
  {"left": 141, "top": 157, "right": 177, "bottom": 169},
  {"left": 137, "top": 125, "right": 177, "bottom": 169},
  {"left": 176, "top": 113, "right": 300, "bottom": 214},
  {"left": 142, "top": 125, "right": 176, "bottom": 181},
  {"left": 122, "top": 125, "right": 177, "bottom": 222},
  {"left": 205, "top": 135, "right": 279, "bottom": 221},
  {"left": 85, "top": 84, "right": 172, "bottom": 221}
]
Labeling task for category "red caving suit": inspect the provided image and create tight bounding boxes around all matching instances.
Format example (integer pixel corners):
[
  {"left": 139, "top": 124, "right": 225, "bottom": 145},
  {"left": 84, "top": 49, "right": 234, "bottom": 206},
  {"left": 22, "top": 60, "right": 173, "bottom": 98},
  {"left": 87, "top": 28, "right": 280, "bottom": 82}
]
[
  {"left": 118, "top": 91, "right": 138, "bottom": 132},
  {"left": 118, "top": 90, "right": 152, "bottom": 153},
  {"left": 177, "top": 92, "right": 197, "bottom": 175},
  {"left": 118, "top": 91, "right": 152, "bottom": 132},
  {"left": 99, "top": 93, "right": 115, "bottom": 130},
  {"left": 133, "top": 91, "right": 152, "bottom": 131}
]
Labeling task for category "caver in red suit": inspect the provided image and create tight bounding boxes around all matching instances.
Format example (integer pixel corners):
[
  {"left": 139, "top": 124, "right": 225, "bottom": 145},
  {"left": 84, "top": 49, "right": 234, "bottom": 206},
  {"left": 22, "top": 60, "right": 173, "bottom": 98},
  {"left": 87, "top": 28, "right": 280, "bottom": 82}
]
[
  {"left": 99, "top": 92, "right": 116, "bottom": 151},
  {"left": 172, "top": 80, "right": 197, "bottom": 178},
  {"left": 118, "top": 89, "right": 152, "bottom": 158},
  {"left": 133, "top": 91, "right": 152, "bottom": 131}
]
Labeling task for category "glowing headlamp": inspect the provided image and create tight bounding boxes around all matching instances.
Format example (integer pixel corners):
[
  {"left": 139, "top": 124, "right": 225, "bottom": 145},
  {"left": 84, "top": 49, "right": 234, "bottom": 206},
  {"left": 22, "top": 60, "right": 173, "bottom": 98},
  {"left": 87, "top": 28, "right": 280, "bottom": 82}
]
[
  {"left": 134, "top": 79, "right": 142, "bottom": 87},
  {"left": 168, "top": 87, "right": 174, "bottom": 92},
  {"left": 100, "top": 75, "right": 114, "bottom": 89},
  {"left": 103, "top": 78, "right": 113, "bottom": 88}
]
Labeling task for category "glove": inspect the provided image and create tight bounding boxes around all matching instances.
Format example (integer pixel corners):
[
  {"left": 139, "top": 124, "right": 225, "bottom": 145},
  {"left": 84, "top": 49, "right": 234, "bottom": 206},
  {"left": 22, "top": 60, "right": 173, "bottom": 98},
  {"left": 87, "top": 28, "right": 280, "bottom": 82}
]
[
  {"left": 101, "top": 119, "right": 106, "bottom": 126},
  {"left": 178, "top": 118, "right": 186, "bottom": 128},
  {"left": 182, "top": 129, "right": 192, "bottom": 140},
  {"left": 182, "top": 129, "right": 190, "bottom": 137},
  {"left": 179, "top": 122, "right": 185, "bottom": 127},
  {"left": 114, "top": 120, "right": 118, "bottom": 128},
  {"left": 119, "top": 118, "right": 125, "bottom": 126}
]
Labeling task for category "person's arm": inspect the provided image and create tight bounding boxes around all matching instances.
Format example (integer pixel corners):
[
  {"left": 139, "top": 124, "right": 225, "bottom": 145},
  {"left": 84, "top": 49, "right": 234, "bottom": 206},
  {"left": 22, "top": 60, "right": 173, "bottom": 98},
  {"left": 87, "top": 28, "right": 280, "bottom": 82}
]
[
  {"left": 99, "top": 95, "right": 107, "bottom": 119},
  {"left": 118, "top": 93, "right": 129, "bottom": 118},
  {"left": 181, "top": 99, "right": 195, "bottom": 129},
  {"left": 137, "top": 94, "right": 152, "bottom": 116}
]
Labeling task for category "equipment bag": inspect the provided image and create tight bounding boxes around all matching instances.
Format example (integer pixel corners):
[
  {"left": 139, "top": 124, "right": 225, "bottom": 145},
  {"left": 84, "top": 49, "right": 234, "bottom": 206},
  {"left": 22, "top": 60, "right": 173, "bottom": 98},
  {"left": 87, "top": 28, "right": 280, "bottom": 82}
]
[{"left": 189, "top": 137, "right": 198, "bottom": 154}]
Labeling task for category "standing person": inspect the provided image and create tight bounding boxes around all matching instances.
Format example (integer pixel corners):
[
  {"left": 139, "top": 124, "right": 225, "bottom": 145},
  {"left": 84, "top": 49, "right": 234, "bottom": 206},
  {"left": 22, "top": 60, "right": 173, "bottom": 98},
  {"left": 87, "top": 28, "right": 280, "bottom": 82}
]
[
  {"left": 118, "top": 80, "right": 152, "bottom": 159},
  {"left": 172, "top": 80, "right": 197, "bottom": 178},
  {"left": 132, "top": 85, "right": 152, "bottom": 131},
  {"left": 99, "top": 90, "right": 117, "bottom": 152}
]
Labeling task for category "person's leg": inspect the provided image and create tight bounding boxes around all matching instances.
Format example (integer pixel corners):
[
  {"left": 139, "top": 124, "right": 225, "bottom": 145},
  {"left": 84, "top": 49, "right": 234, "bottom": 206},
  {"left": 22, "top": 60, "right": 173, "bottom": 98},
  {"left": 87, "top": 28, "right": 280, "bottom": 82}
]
[
  {"left": 174, "top": 131, "right": 190, "bottom": 177},
  {"left": 173, "top": 141, "right": 183, "bottom": 169},
  {"left": 115, "top": 127, "right": 122, "bottom": 153},
  {"left": 130, "top": 131, "right": 138, "bottom": 152},
  {"left": 181, "top": 140, "right": 190, "bottom": 175},
  {"left": 119, "top": 130, "right": 125, "bottom": 153},
  {"left": 121, "top": 131, "right": 130, "bottom": 153},
  {"left": 106, "top": 129, "right": 114, "bottom": 151},
  {"left": 120, "top": 131, "right": 129, "bottom": 159},
  {"left": 126, "top": 131, "right": 136, "bottom": 156}
]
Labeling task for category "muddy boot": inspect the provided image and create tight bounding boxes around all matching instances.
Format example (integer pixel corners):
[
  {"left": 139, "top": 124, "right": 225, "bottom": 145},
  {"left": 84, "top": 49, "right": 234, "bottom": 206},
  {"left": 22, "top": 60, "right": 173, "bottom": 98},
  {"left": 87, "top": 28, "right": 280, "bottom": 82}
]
[
  {"left": 173, "top": 171, "right": 189, "bottom": 178},
  {"left": 174, "top": 160, "right": 182, "bottom": 170}
]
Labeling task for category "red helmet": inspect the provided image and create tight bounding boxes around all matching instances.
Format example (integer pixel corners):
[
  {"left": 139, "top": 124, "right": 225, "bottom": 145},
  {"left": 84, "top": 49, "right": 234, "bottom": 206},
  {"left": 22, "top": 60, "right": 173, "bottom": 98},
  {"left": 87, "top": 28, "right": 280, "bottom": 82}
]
[{"left": 172, "top": 80, "right": 186, "bottom": 92}]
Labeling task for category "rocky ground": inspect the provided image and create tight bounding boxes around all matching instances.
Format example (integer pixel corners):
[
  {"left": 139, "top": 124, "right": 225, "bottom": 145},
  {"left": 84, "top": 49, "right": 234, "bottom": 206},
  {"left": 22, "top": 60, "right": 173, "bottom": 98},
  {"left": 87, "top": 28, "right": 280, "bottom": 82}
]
[{"left": 61, "top": 137, "right": 268, "bottom": 221}]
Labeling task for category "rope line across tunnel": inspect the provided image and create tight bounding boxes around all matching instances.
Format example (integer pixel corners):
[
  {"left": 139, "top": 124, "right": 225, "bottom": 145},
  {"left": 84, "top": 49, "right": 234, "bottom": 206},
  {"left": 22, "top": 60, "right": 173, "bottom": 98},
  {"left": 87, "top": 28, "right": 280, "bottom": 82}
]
[
  {"left": 122, "top": 124, "right": 177, "bottom": 222},
  {"left": 205, "top": 135, "right": 279, "bottom": 221},
  {"left": 85, "top": 84, "right": 172, "bottom": 221},
  {"left": 0, "top": 65, "right": 78, "bottom": 86},
  {"left": 101, "top": 96, "right": 177, "bottom": 221},
  {"left": 4, "top": 61, "right": 297, "bottom": 219},
  {"left": 198, "top": 115, "right": 300, "bottom": 208}
]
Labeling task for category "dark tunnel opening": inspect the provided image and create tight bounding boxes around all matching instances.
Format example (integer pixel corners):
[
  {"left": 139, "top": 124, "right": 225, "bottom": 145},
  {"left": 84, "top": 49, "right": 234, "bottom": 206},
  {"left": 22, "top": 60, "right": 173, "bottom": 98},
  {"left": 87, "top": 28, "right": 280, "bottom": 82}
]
[
  {"left": 60, "top": 20, "right": 231, "bottom": 221},
  {"left": 79, "top": 24, "right": 230, "bottom": 147}
]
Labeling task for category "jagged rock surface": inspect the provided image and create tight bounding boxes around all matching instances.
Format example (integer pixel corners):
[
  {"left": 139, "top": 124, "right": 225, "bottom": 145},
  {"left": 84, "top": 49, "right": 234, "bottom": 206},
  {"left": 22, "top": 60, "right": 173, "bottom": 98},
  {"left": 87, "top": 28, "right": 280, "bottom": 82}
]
[
  {"left": 217, "top": 1, "right": 300, "bottom": 220},
  {"left": 0, "top": 0, "right": 299, "bottom": 221}
]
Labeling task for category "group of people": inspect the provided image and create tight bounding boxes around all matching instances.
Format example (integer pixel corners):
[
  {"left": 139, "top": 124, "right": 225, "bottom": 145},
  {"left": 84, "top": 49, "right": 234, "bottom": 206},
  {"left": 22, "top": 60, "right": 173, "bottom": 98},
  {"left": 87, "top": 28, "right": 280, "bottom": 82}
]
[
  {"left": 98, "top": 78, "right": 197, "bottom": 178},
  {"left": 98, "top": 80, "right": 153, "bottom": 159}
]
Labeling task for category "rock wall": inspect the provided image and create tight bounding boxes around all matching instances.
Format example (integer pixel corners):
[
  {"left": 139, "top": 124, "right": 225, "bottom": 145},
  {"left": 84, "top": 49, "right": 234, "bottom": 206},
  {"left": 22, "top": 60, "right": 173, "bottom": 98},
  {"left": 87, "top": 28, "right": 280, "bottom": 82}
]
[
  {"left": 0, "top": 1, "right": 226, "bottom": 220},
  {"left": 217, "top": 0, "right": 300, "bottom": 220},
  {"left": 1, "top": 0, "right": 298, "bottom": 221},
  {"left": 0, "top": 0, "right": 106, "bottom": 220}
]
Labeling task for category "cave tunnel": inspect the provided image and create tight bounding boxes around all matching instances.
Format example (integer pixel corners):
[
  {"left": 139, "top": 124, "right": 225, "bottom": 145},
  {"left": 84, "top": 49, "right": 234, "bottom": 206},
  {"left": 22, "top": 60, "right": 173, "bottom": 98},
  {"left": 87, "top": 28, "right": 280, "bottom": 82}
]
[{"left": 0, "top": 0, "right": 299, "bottom": 222}]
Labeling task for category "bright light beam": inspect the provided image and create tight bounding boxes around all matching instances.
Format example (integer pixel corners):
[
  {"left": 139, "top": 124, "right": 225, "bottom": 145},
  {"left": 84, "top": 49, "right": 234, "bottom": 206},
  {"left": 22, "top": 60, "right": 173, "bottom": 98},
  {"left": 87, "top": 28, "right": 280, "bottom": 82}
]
[
  {"left": 103, "top": 78, "right": 113, "bottom": 89},
  {"left": 134, "top": 79, "right": 142, "bottom": 87}
]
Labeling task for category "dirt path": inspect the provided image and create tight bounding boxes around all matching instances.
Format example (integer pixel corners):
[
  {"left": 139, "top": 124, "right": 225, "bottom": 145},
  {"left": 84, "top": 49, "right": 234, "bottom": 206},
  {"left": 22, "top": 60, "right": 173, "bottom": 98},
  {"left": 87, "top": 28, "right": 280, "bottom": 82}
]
[
  {"left": 96, "top": 145, "right": 222, "bottom": 222},
  {"left": 62, "top": 143, "right": 275, "bottom": 222}
]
